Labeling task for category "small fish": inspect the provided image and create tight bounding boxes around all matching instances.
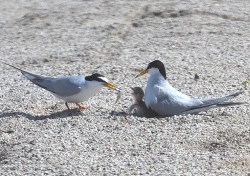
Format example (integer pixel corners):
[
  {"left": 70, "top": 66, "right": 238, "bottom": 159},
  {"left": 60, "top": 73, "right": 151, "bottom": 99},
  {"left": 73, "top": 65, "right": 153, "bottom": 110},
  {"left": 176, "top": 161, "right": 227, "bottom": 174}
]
[
  {"left": 115, "top": 88, "right": 122, "bottom": 104},
  {"left": 242, "top": 80, "right": 250, "bottom": 90}
]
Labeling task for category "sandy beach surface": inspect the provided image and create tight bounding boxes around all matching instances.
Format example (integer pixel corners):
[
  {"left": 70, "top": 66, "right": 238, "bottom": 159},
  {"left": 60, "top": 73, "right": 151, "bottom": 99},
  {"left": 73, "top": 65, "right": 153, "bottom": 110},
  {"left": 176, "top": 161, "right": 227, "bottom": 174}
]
[{"left": 0, "top": 0, "right": 250, "bottom": 175}]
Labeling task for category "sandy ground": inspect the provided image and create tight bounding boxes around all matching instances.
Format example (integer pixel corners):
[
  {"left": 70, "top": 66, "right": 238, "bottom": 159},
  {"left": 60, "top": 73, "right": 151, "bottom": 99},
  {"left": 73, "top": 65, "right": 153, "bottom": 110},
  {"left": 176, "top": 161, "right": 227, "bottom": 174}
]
[{"left": 0, "top": 0, "right": 250, "bottom": 175}]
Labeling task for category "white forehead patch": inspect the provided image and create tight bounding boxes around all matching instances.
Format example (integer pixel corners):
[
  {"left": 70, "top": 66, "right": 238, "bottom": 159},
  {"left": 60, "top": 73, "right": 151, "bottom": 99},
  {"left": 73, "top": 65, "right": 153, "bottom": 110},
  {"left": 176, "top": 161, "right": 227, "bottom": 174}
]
[{"left": 99, "top": 76, "right": 109, "bottom": 82}]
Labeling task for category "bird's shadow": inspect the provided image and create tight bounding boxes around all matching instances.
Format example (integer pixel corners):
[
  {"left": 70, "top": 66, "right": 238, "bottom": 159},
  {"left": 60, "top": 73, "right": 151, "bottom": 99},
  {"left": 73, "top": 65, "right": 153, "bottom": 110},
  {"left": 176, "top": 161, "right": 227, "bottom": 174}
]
[
  {"left": 109, "top": 110, "right": 128, "bottom": 117},
  {"left": 109, "top": 110, "right": 166, "bottom": 119},
  {"left": 0, "top": 109, "right": 82, "bottom": 121}
]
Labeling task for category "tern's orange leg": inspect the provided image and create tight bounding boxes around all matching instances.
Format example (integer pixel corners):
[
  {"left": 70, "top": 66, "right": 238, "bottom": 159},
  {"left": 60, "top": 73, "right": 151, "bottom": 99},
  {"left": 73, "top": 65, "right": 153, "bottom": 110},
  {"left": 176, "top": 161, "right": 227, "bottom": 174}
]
[{"left": 76, "top": 103, "right": 88, "bottom": 110}]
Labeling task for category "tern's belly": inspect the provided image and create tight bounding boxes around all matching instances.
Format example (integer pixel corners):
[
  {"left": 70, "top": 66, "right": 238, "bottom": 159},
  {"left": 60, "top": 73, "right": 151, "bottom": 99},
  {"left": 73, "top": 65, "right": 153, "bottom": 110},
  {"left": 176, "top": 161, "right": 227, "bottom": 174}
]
[{"left": 53, "top": 87, "right": 102, "bottom": 103}]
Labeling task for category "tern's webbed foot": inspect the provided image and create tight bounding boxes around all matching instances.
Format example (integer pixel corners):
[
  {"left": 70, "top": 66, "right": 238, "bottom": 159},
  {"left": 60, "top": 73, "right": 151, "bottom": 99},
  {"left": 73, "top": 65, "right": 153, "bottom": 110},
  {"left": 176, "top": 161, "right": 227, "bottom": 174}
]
[{"left": 76, "top": 103, "right": 88, "bottom": 110}]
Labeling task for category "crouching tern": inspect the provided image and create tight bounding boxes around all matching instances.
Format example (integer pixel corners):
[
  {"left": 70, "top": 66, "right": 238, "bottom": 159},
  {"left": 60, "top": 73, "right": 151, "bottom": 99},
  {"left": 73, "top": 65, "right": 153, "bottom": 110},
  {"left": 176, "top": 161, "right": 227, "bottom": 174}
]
[
  {"left": 136, "top": 60, "right": 244, "bottom": 117},
  {"left": 128, "top": 87, "right": 158, "bottom": 117},
  {"left": 4, "top": 63, "right": 120, "bottom": 110}
]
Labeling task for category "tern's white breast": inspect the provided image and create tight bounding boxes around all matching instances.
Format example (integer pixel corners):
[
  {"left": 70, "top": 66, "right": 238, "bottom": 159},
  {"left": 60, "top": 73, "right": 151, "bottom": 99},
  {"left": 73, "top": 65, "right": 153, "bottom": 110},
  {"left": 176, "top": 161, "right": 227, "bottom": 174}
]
[{"left": 54, "top": 81, "right": 103, "bottom": 103}]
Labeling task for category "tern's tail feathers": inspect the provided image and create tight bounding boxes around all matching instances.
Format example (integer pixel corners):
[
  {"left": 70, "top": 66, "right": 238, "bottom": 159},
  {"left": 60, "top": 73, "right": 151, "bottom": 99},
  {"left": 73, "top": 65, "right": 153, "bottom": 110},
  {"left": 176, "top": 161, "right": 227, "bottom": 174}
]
[
  {"left": 182, "top": 101, "right": 245, "bottom": 115},
  {"left": 4, "top": 62, "right": 48, "bottom": 90},
  {"left": 201, "top": 91, "right": 244, "bottom": 106},
  {"left": 182, "top": 91, "right": 244, "bottom": 115},
  {"left": 217, "top": 101, "right": 246, "bottom": 107}
]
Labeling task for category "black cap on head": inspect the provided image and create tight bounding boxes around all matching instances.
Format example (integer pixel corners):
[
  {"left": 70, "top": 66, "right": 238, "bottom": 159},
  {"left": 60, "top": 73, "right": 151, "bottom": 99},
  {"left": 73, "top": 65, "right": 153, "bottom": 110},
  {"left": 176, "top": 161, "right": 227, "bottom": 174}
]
[
  {"left": 85, "top": 73, "right": 107, "bottom": 82},
  {"left": 147, "top": 60, "right": 166, "bottom": 79}
]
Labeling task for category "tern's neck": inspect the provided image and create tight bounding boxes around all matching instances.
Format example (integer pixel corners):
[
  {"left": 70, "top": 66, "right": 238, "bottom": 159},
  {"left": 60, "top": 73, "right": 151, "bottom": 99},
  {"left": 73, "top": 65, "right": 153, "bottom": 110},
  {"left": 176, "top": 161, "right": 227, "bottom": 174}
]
[
  {"left": 148, "top": 72, "right": 170, "bottom": 86},
  {"left": 85, "top": 81, "right": 103, "bottom": 96}
]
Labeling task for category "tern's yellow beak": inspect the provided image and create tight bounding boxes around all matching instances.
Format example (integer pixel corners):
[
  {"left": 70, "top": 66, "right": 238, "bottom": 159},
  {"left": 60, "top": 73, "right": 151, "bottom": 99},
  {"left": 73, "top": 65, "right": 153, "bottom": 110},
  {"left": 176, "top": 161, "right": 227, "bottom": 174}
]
[
  {"left": 135, "top": 69, "right": 148, "bottom": 78},
  {"left": 104, "top": 82, "right": 118, "bottom": 90}
]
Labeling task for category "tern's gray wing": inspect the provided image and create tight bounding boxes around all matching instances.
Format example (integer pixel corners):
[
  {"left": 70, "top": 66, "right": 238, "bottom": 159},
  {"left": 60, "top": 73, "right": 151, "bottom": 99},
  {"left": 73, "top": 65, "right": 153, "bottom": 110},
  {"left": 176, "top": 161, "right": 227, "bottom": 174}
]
[
  {"left": 5, "top": 63, "right": 84, "bottom": 97},
  {"left": 37, "top": 76, "right": 85, "bottom": 97},
  {"left": 181, "top": 91, "right": 244, "bottom": 115},
  {"left": 149, "top": 84, "right": 243, "bottom": 116},
  {"left": 148, "top": 85, "right": 203, "bottom": 116},
  {"left": 23, "top": 72, "right": 85, "bottom": 97}
]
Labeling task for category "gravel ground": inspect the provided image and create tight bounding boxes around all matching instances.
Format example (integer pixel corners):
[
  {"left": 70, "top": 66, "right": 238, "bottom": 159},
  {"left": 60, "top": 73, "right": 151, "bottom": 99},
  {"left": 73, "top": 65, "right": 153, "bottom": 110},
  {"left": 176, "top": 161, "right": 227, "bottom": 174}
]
[{"left": 0, "top": 0, "right": 250, "bottom": 175}]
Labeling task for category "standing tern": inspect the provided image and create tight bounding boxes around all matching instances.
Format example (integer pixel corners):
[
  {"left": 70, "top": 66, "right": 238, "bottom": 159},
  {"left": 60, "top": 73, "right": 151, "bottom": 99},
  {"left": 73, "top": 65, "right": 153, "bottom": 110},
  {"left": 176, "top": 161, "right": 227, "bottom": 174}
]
[
  {"left": 136, "top": 60, "right": 244, "bottom": 117},
  {"left": 128, "top": 87, "right": 158, "bottom": 117},
  {"left": 4, "top": 63, "right": 120, "bottom": 110}
]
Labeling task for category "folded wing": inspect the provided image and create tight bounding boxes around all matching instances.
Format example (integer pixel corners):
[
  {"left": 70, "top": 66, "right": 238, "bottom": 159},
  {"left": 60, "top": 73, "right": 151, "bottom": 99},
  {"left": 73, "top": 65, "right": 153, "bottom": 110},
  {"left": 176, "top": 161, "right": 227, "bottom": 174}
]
[
  {"left": 182, "top": 91, "right": 244, "bottom": 115},
  {"left": 5, "top": 63, "right": 83, "bottom": 97}
]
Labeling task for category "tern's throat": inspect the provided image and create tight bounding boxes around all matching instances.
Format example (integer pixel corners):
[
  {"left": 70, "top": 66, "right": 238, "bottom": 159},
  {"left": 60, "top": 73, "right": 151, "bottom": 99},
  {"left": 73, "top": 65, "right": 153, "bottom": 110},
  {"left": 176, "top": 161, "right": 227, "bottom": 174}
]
[
  {"left": 147, "top": 71, "right": 168, "bottom": 87},
  {"left": 85, "top": 81, "right": 103, "bottom": 97}
]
